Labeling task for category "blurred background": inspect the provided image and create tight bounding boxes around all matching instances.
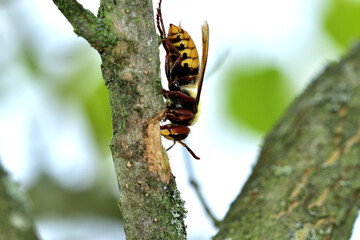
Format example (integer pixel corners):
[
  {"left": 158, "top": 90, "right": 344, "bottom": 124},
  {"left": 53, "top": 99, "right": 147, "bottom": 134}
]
[{"left": 1, "top": 0, "right": 360, "bottom": 239}]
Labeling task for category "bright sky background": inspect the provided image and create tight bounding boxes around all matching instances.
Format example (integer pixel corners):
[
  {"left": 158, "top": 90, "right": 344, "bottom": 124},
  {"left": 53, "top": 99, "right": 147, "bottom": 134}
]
[{"left": 1, "top": 0, "right": 359, "bottom": 239}]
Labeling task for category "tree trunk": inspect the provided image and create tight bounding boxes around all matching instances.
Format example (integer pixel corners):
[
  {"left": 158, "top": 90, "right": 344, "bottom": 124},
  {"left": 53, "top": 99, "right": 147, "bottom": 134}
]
[
  {"left": 0, "top": 165, "right": 39, "bottom": 240},
  {"left": 52, "top": 0, "right": 186, "bottom": 239},
  {"left": 215, "top": 44, "right": 360, "bottom": 239}
]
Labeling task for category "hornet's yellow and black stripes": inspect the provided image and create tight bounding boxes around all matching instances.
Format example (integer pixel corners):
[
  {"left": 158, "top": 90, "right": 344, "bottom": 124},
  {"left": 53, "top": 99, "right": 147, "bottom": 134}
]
[
  {"left": 167, "top": 24, "right": 200, "bottom": 86},
  {"left": 156, "top": 0, "right": 209, "bottom": 160}
]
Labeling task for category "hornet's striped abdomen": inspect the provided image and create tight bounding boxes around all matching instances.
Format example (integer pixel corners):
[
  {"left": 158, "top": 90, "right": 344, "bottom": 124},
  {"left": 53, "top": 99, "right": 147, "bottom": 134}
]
[{"left": 167, "top": 24, "right": 200, "bottom": 86}]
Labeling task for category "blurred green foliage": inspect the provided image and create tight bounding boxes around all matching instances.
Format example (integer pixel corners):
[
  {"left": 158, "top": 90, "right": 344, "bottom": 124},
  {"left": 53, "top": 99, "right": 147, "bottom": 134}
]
[
  {"left": 324, "top": 0, "right": 360, "bottom": 50},
  {"left": 224, "top": 66, "right": 293, "bottom": 134},
  {"left": 83, "top": 84, "right": 112, "bottom": 156},
  {"left": 22, "top": 43, "right": 43, "bottom": 77},
  {"left": 19, "top": 43, "right": 114, "bottom": 216},
  {"left": 1, "top": 1, "right": 114, "bottom": 218},
  {"left": 4, "top": 0, "right": 112, "bottom": 158},
  {"left": 55, "top": 47, "right": 112, "bottom": 157},
  {"left": 223, "top": 0, "right": 360, "bottom": 135},
  {"left": 28, "top": 174, "right": 121, "bottom": 219}
]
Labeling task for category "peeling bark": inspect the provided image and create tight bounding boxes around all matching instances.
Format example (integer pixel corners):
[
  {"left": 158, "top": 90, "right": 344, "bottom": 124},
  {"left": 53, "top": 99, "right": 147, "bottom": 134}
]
[{"left": 214, "top": 44, "right": 360, "bottom": 239}]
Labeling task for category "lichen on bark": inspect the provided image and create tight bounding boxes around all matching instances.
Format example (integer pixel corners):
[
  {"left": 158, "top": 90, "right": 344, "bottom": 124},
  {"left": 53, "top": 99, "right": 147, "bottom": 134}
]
[
  {"left": 214, "top": 44, "right": 360, "bottom": 240},
  {"left": 52, "top": 0, "right": 187, "bottom": 239}
]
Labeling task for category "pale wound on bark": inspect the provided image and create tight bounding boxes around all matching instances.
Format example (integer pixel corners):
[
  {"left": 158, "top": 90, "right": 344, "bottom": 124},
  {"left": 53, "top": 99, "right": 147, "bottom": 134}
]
[{"left": 145, "top": 110, "right": 172, "bottom": 184}]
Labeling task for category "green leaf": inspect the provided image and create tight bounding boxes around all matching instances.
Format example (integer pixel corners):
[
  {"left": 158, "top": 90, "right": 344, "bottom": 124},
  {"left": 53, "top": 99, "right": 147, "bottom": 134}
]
[
  {"left": 53, "top": 47, "right": 111, "bottom": 157},
  {"left": 224, "top": 65, "right": 293, "bottom": 134},
  {"left": 83, "top": 82, "right": 112, "bottom": 157},
  {"left": 22, "top": 43, "right": 43, "bottom": 77},
  {"left": 323, "top": 0, "right": 360, "bottom": 49}
]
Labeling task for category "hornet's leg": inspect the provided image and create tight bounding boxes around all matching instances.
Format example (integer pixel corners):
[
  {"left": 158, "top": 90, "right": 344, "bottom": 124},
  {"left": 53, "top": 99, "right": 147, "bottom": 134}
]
[
  {"left": 156, "top": 0, "right": 166, "bottom": 39},
  {"left": 162, "top": 38, "right": 183, "bottom": 80},
  {"left": 166, "top": 140, "right": 177, "bottom": 151},
  {"left": 178, "top": 140, "right": 200, "bottom": 160}
]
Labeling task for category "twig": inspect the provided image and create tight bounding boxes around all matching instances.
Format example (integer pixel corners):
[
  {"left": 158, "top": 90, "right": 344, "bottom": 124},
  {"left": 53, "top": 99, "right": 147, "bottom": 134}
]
[{"left": 183, "top": 147, "right": 220, "bottom": 227}]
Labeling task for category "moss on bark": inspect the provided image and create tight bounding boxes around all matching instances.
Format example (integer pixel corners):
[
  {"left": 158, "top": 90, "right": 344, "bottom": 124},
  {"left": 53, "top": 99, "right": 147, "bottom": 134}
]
[
  {"left": 53, "top": 0, "right": 187, "bottom": 239},
  {"left": 214, "top": 44, "right": 360, "bottom": 240}
]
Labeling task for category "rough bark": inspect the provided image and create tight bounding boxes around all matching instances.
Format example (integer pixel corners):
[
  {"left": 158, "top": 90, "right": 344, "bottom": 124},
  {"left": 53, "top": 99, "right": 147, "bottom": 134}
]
[
  {"left": 214, "top": 44, "right": 360, "bottom": 239},
  {"left": 52, "top": 0, "right": 186, "bottom": 239},
  {"left": 0, "top": 165, "right": 39, "bottom": 240}
]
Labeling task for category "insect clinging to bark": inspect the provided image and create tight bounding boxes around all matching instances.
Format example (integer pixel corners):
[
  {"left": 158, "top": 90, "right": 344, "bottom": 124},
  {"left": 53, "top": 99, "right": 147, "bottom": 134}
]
[{"left": 156, "top": 0, "right": 209, "bottom": 160}]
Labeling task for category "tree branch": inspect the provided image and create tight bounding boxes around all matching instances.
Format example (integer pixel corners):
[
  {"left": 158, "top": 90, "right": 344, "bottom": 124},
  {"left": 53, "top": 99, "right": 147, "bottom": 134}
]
[
  {"left": 52, "top": 0, "right": 187, "bottom": 239},
  {"left": 52, "top": 0, "right": 115, "bottom": 50},
  {"left": 215, "top": 43, "right": 360, "bottom": 239},
  {"left": 0, "top": 165, "right": 39, "bottom": 240}
]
